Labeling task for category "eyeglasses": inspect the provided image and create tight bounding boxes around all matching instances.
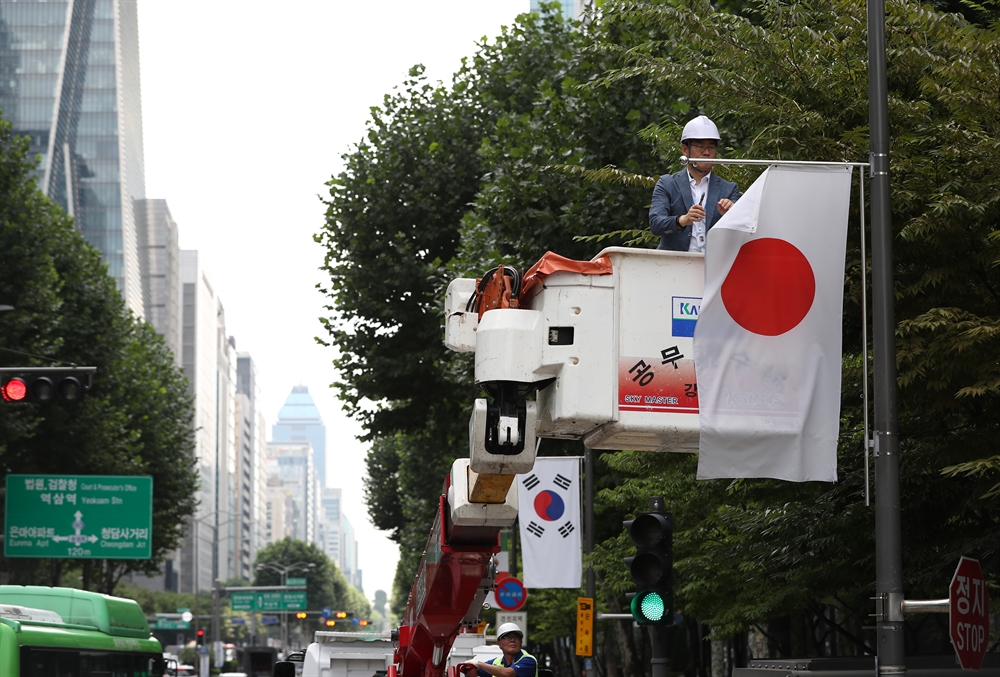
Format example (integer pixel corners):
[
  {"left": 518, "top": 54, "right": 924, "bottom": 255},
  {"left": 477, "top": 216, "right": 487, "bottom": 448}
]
[{"left": 687, "top": 143, "right": 718, "bottom": 153}]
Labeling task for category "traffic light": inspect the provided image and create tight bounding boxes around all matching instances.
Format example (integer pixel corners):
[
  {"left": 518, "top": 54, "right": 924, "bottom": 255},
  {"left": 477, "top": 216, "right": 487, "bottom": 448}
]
[
  {"left": 324, "top": 620, "right": 337, "bottom": 627},
  {"left": 624, "top": 501, "right": 673, "bottom": 625},
  {"left": 295, "top": 612, "right": 307, "bottom": 619},
  {"left": 359, "top": 619, "right": 369, "bottom": 627},
  {"left": 335, "top": 611, "right": 348, "bottom": 619},
  {"left": 196, "top": 628, "right": 205, "bottom": 645},
  {"left": 0, "top": 369, "right": 93, "bottom": 403}
]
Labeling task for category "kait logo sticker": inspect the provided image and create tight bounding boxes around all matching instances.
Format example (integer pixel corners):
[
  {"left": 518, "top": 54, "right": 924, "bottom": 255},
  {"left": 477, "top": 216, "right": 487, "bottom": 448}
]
[{"left": 672, "top": 297, "right": 701, "bottom": 337}]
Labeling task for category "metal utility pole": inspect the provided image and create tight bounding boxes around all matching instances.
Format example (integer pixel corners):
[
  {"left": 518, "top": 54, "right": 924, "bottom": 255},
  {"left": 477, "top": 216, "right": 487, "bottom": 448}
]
[
  {"left": 212, "top": 580, "right": 221, "bottom": 654},
  {"left": 867, "top": 0, "right": 905, "bottom": 674},
  {"left": 585, "top": 446, "right": 595, "bottom": 600}
]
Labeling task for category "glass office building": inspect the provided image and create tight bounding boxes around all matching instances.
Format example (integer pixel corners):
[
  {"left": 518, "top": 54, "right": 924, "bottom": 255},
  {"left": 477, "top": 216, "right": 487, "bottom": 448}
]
[
  {"left": 0, "top": 0, "right": 146, "bottom": 317},
  {"left": 273, "top": 386, "right": 328, "bottom": 487}
]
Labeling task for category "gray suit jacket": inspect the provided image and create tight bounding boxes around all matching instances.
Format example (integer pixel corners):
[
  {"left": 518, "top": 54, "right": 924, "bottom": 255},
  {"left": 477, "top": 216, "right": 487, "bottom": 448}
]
[{"left": 648, "top": 169, "right": 741, "bottom": 251}]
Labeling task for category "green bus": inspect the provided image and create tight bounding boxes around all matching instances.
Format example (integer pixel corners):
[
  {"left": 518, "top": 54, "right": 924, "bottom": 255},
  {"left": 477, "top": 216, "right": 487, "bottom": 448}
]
[{"left": 0, "top": 585, "right": 166, "bottom": 676}]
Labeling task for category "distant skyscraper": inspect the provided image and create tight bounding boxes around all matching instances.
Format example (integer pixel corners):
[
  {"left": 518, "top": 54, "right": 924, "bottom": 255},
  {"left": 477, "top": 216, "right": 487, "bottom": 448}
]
[
  {"left": 340, "top": 512, "right": 361, "bottom": 592},
  {"left": 0, "top": 0, "right": 147, "bottom": 317},
  {"left": 320, "top": 487, "right": 342, "bottom": 564},
  {"left": 235, "top": 352, "right": 267, "bottom": 581},
  {"left": 265, "top": 441, "right": 319, "bottom": 545},
  {"left": 178, "top": 251, "right": 228, "bottom": 593},
  {"left": 136, "top": 199, "right": 180, "bottom": 361},
  {"left": 272, "top": 386, "right": 327, "bottom": 487}
]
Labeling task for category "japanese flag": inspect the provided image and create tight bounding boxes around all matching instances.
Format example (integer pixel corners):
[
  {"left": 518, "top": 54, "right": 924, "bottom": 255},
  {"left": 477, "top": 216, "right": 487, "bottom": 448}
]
[
  {"left": 517, "top": 458, "right": 582, "bottom": 588},
  {"left": 694, "top": 165, "right": 852, "bottom": 482}
]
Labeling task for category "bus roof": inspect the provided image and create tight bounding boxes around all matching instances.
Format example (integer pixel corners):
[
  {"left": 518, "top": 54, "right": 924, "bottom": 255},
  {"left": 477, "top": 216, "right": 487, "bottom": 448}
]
[{"left": 0, "top": 585, "right": 152, "bottom": 639}]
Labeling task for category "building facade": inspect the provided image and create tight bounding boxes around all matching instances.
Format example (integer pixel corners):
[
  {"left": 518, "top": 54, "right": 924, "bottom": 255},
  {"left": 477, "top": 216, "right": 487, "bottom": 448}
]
[
  {"left": 234, "top": 352, "right": 268, "bottom": 582},
  {"left": 265, "top": 441, "right": 318, "bottom": 545},
  {"left": 272, "top": 386, "right": 327, "bottom": 487},
  {"left": 178, "top": 250, "right": 221, "bottom": 593},
  {"left": 0, "top": 0, "right": 147, "bottom": 317},
  {"left": 136, "top": 199, "right": 180, "bottom": 362}
]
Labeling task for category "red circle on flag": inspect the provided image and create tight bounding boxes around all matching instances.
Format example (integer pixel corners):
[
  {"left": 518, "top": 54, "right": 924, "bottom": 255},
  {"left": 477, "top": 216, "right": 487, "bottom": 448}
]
[{"left": 721, "top": 238, "right": 815, "bottom": 336}]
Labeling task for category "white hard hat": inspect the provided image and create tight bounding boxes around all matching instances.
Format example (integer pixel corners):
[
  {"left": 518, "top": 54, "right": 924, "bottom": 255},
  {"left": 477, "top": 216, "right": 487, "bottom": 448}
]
[
  {"left": 681, "top": 115, "right": 721, "bottom": 143},
  {"left": 496, "top": 622, "right": 523, "bottom": 640}
]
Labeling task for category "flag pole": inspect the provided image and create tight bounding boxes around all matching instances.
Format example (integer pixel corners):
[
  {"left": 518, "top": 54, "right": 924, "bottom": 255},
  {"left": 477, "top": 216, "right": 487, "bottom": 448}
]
[{"left": 867, "top": 0, "right": 906, "bottom": 673}]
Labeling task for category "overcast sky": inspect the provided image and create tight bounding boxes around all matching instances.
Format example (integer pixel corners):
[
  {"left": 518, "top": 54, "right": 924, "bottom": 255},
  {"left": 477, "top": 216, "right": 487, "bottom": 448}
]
[{"left": 138, "top": 0, "right": 529, "bottom": 602}]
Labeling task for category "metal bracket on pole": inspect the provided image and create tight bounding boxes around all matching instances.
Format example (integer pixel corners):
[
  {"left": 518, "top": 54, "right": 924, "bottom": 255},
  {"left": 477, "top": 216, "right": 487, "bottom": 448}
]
[{"left": 901, "top": 598, "right": 948, "bottom": 614}]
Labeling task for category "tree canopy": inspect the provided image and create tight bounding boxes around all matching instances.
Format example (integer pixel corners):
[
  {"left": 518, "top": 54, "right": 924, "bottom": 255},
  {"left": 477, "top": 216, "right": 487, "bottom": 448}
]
[
  {"left": 0, "top": 113, "right": 198, "bottom": 593},
  {"left": 253, "top": 537, "right": 371, "bottom": 618}
]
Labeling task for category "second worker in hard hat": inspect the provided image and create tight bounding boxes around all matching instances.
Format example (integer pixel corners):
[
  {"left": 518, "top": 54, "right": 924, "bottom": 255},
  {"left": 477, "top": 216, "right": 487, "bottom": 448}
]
[
  {"left": 648, "top": 115, "right": 741, "bottom": 252},
  {"left": 460, "top": 622, "right": 538, "bottom": 677}
]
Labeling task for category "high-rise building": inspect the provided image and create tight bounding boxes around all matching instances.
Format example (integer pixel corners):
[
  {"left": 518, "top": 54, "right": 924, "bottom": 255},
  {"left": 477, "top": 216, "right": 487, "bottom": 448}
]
[
  {"left": 216, "top": 334, "right": 237, "bottom": 582},
  {"left": 177, "top": 250, "right": 222, "bottom": 593},
  {"left": 0, "top": 0, "right": 147, "bottom": 317},
  {"left": 265, "top": 441, "right": 319, "bottom": 545},
  {"left": 320, "top": 488, "right": 341, "bottom": 563},
  {"left": 340, "top": 512, "right": 361, "bottom": 593},
  {"left": 272, "top": 386, "right": 327, "bottom": 487},
  {"left": 136, "top": 199, "right": 180, "bottom": 362},
  {"left": 234, "top": 352, "right": 267, "bottom": 581},
  {"left": 319, "top": 487, "right": 363, "bottom": 593}
]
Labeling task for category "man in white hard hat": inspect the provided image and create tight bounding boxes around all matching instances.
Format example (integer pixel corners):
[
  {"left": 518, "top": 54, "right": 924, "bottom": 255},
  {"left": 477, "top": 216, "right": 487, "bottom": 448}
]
[
  {"left": 648, "top": 115, "right": 741, "bottom": 252},
  {"left": 460, "top": 622, "right": 537, "bottom": 677}
]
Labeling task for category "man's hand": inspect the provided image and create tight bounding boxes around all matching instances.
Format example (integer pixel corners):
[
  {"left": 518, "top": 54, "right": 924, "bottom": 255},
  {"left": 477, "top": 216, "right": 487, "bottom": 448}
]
[
  {"left": 679, "top": 203, "right": 706, "bottom": 228},
  {"left": 717, "top": 198, "right": 734, "bottom": 216}
]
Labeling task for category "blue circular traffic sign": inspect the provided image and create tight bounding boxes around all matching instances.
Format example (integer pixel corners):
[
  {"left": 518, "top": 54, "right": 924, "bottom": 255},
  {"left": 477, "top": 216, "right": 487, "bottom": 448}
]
[
  {"left": 495, "top": 577, "right": 527, "bottom": 611},
  {"left": 322, "top": 607, "right": 332, "bottom": 618}
]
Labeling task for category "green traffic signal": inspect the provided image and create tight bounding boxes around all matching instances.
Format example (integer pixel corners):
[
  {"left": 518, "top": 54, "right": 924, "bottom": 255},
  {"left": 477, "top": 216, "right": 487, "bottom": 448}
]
[
  {"left": 624, "top": 498, "right": 674, "bottom": 625},
  {"left": 631, "top": 590, "right": 667, "bottom": 623}
]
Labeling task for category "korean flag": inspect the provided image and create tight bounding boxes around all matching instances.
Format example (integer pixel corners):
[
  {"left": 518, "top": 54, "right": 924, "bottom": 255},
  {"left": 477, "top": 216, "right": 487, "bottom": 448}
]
[{"left": 517, "top": 457, "right": 582, "bottom": 589}]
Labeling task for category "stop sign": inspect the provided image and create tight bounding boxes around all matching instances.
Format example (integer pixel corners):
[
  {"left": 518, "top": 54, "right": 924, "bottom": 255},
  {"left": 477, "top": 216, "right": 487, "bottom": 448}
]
[{"left": 949, "top": 556, "right": 990, "bottom": 670}]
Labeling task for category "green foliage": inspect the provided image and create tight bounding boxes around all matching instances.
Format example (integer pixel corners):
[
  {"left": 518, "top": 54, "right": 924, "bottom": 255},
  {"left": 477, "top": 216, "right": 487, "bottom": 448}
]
[
  {"left": 253, "top": 537, "right": 371, "bottom": 618},
  {"left": 115, "top": 582, "right": 204, "bottom": 616},
  {"left": 0, "top": 114, "right": 198, "bottom": 593}
]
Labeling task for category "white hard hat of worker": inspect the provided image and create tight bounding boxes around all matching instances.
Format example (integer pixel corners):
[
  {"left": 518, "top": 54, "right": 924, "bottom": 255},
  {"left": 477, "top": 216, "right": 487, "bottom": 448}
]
[
  {"left": 681, "top": 115, "right": 721, "bottom": 143},
  {"left": 496, "top": 622, "right": 523, "bottom": 641}
]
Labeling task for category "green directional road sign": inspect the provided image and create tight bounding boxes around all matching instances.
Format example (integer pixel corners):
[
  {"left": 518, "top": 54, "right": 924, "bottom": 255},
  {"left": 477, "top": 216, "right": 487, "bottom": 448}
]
[
  {"left": 285, "top": 577, "right": 306, "bottom": 586},
  {"left": 231, "top": 591, "right": 306, "bottom": 611},
  {"left": 4, "top": 475, "right": 153, "bottom": 559},
  {"left": 152, "top": 618, "right": 190, "bottom": 630},
  {"left": 256, "top": 591, "right": 307, "bottom": 611},
  {"left": 231, "top": 592, "right": 256, "bottom": 611}
]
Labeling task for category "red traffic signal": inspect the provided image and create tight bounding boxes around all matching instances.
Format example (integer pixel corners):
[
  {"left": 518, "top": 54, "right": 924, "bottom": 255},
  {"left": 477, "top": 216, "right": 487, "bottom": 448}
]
[
  {"left": 1, "top": 377, "right": 27, "bottom": 401},
  {"left": 0, "top": 369, "right": 93, "bottom": 403},
  {"left": 359, "top": 619, "right": 369, "bottom": 626},
  {"left": 196, "top": 628, "right": 205, "bottom": 644},
  {"left": 295, "top": 612, "right": 307, "bottom": 619}
]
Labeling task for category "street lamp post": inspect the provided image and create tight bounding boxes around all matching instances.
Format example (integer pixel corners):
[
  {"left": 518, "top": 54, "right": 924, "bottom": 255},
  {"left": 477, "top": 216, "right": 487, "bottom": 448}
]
[{"left": 255, "top": 561, "right": 315, "bottom": 653}]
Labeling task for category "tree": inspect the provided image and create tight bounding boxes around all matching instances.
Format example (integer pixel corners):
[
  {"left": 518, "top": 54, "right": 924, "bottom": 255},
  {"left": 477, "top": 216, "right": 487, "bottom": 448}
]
[
  {"left": 0, "top": 113, "right": 199, "bottom": 593},
  {"left": 320, "top": 7, "right": 675, "bottom": 632},
  {"left": 253, "top": 537, "right": 371, "bottom": 618}
]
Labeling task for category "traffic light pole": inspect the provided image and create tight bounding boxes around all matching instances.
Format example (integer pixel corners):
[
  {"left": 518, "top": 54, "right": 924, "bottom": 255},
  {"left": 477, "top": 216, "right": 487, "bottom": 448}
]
[
  {"left": 585, "top": 446, "right": 595, "bottom": 600},
  {"left": 649, "top": 625, "right": 669, "bottom": 677},
  {"left": 867, "top": 1, "right": 905, "bottom": 675}
]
